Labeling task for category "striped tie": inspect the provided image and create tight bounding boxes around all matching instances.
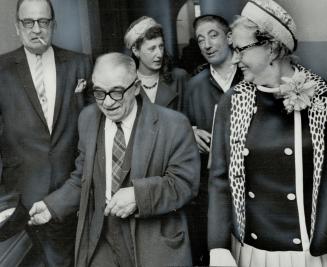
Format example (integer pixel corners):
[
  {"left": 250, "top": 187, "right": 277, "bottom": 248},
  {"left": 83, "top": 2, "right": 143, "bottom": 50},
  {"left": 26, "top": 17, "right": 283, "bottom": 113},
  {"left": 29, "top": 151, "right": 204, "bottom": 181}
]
[
  {"left": 35, "top": 54, "right": 49, "bottom": 127},
  {"left": 112, "top": 122, "right": 126, "bottom": 194}
]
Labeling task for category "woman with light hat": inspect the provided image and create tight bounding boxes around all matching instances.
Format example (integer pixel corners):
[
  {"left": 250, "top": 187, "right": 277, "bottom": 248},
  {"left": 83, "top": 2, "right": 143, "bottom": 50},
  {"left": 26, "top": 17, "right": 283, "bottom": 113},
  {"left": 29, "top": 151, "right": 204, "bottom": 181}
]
[
  {"left": 124, "top": 16, "right": 188, "bottom": 111},
  {"left": 208, "top": 0, "right": 327, "bottom": 266}
]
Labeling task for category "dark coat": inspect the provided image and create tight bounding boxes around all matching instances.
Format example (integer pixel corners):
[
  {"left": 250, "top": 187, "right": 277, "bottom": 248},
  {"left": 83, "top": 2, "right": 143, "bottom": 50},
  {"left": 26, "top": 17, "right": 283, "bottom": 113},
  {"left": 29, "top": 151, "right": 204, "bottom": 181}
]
[
  {"left": 46, "top": 97, "right": 200, "bottom": 267},
  {"left": 184, "top": 67, "right": 243, "bottom": 132},
  {"left": 140, "top": 67, "right": 189, "bottom": 111},
  {"left": 0, "top": 46, "right": 92, "bottom": 210},
  {"left": 208, "top": 66, "right": 327, "bottom": 256}
]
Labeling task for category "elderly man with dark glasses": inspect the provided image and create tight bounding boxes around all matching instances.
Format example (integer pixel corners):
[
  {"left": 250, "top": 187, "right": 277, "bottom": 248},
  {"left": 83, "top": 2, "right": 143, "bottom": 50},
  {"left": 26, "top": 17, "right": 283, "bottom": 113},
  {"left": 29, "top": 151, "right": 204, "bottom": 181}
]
[{"left": 46, "top": 52, "right": 200, "bottom": 267}]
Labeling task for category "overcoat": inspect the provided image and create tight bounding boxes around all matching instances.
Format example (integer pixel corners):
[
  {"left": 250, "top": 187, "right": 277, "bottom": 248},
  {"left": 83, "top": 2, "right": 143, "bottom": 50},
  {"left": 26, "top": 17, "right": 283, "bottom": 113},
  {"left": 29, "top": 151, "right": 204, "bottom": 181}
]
[{"left": 46, "top": 97, "right": 200, "bottom": 267}]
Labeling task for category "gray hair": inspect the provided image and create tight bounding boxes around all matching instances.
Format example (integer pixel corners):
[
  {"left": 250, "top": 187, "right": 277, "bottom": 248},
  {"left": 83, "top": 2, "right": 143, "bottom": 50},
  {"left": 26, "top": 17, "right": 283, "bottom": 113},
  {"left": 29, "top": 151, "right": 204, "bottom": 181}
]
[
  {"left": 231, "top": 16, "right": 295, "bottom": 61},
  {"left": 93, "top": 52, "right": 137, "bottom": 80}
]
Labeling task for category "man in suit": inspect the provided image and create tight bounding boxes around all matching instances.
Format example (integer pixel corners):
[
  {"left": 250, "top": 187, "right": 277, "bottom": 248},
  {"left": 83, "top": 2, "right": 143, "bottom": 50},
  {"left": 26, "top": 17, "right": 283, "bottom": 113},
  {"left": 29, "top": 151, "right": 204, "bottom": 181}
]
[
  {"left": 184, "top": 14, "right": 243, "bottom": 266},
  {"left": 0, "top": 0, "right": 92, "bottom": 266},
  {"left": 37, "top": 52, "right": 200, "bottom": 267}
]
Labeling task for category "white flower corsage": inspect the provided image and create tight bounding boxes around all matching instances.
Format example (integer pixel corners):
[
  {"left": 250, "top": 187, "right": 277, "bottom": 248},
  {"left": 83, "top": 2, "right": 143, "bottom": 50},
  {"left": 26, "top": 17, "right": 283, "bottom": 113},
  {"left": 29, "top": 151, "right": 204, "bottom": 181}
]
[{"left": 279, "top": 69, "right": 316, "bottom": 113}]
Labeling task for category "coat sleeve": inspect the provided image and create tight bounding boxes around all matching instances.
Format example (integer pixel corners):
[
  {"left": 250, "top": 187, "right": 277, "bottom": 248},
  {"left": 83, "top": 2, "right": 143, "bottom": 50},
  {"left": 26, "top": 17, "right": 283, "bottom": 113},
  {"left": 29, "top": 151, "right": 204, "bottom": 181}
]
[
  {"left": 208, "top": 93, "right": 233, "bottom": 250},
  {"left": 133, "top": 114, "right": 200, "bottom": 218},
  {"left": 43, "top": 111, "right": 87, "bottom": 222}
]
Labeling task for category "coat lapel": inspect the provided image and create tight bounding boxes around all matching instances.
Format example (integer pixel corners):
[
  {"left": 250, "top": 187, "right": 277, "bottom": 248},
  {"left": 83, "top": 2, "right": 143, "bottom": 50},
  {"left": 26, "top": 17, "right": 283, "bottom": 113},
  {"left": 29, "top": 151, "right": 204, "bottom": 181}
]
[
  {"left": 15, "top": 47, "right": 49, "bottom": 130},
  {"left": 301, "top": 63, "right": 327, "bottom": 240},
  {"left": 229, "top": 82, "right": 257, "bottom": 243},
  {"left": 52, "top": 47, "right": 68, "bottom": 132},
  {"left": 130, "top": 98, "right": 159, "bottom": 182},
  {"left": 154, "top": 79, "right": 177, "bottom": 107},
  {"left": 75, "top": 106, "right": 102, "bottom": 261}
]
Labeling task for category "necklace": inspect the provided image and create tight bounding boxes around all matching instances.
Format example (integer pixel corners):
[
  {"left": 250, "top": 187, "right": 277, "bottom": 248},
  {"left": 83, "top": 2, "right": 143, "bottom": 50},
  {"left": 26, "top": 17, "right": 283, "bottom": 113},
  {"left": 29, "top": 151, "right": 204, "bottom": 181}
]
[{"left": 142, "top": 82, "right": 158, "bottom": 90}]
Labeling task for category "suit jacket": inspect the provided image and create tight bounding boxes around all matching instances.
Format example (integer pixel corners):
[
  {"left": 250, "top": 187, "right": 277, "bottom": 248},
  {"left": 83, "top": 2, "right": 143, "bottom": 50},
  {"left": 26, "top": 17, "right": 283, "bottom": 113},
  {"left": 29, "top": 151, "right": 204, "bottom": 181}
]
[
  {"left": 46, "top": 97, "right": 200, "bottom": 267},
  {"left": 184, "top": 67, "right": 243, "bottom": 132},
  {"left": 140, "top": 67, "right": 189, "bottom": 111},
  {"left": 0, "top": 46, "right": 92, "bottom": 212}
]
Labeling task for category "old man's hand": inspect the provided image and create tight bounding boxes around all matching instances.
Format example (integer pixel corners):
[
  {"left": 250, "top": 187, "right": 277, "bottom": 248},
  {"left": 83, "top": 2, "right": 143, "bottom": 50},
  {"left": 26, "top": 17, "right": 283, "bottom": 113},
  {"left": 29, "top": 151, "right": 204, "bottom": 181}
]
[
  {"left": 104, "top": 187, "right": 137, "bottom": 218},
  {"left": 28, "top": 201, "right": 52, "bottom": 225}
]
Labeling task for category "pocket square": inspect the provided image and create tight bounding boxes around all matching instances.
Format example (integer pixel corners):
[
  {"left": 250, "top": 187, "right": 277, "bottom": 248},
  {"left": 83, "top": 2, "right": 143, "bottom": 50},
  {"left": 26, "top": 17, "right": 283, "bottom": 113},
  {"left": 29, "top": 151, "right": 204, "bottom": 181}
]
[{"left": 75, "top": 79, "right": 87, "bottom": 93}]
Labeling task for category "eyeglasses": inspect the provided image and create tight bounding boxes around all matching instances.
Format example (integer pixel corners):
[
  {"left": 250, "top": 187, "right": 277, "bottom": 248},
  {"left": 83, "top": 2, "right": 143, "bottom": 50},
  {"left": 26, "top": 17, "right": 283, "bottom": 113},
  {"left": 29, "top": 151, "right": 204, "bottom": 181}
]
[
  {"left": 19, "top": 18, "right": 53, "bottom": 29},
  {"left": 233, "top": 40, "right": 267, "bottom": 55},
  {"left": 93, "top": 78, "right": 137, "bottom": 101}
]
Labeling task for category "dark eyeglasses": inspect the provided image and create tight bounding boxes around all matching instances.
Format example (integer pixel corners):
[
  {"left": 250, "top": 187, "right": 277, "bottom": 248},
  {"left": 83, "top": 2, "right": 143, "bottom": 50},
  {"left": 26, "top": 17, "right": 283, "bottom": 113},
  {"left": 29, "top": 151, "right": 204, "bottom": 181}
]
[
  {"left": 19, "top": 18, "right": 53, "bottom": 29},
  {"left": 233, "top": 40, "right": 267, "bottom": 54},
  {"left": 93, "top": 78, "right": 137, "bottom": 101}
]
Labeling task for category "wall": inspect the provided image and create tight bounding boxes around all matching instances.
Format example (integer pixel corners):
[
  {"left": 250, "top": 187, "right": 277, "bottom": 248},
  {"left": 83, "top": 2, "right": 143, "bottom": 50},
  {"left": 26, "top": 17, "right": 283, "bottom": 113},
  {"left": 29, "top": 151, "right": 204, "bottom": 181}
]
[
  {"left": 275, "top": 0, "right": 327, "bottom": 79},
  {"left": 176, "top": 0, "right": 195, "bottom": 55}
]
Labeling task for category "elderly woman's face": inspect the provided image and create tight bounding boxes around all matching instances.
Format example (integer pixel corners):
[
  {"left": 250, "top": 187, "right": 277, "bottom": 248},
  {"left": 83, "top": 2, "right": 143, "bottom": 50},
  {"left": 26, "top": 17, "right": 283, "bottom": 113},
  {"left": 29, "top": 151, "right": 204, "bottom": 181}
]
[{"left": 231, "top": 26, "right": 271, "bottom": 85}]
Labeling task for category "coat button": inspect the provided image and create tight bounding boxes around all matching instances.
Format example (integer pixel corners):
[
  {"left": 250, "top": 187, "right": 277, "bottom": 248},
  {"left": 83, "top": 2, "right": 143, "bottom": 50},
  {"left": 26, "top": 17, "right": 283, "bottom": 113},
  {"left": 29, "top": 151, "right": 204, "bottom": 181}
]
[
  {"left": 251, "top": 233, "right": 258, "bottom": 240},
  {"left": 293, "top": 238, "right": 301, "bottom": 245},
  {"left": 284, "top": 147, "right": 293, "bottom": 156},
  {"left": 287, "top": 193, "right": 296, "bottom": 201},
  {"left": 248, "top": 191, "right": 255, "bottom": 199},
  {"left": 243, "top": 148, "right": 250, "bottom": 156}
]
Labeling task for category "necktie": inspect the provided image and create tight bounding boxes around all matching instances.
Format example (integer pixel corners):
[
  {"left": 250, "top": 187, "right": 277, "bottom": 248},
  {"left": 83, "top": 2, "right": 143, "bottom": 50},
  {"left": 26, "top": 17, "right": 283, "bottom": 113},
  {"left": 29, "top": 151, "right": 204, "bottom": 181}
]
[
  {"left": 35, "top": 55, "right": 49, "bottom": 127},
  {"left": 112, "top": 122, "right": 126, "bottom": 194}
]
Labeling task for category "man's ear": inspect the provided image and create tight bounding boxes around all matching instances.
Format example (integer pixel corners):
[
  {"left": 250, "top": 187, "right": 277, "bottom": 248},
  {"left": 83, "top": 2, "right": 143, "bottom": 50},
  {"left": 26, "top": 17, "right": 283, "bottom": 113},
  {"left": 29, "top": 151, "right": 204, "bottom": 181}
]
[
  {"left": 14, "top": 21, "right": 20, "bottom": 36},
  {"left": 52, "top": 20, "right": 57, "bottom": 31},
  {"left": 227, "top": 31, "right": 233, "bottom": 45},
  {"left": 131, "top": 45, "right": 139, "bottom": 58}
]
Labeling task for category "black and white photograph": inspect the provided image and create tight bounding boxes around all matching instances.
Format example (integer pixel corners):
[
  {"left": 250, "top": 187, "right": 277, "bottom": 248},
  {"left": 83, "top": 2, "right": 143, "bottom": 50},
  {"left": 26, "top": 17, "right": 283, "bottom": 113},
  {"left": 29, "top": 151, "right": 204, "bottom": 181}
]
[{"left": 0, "top": 0, "right": 327, "bottom": 266}]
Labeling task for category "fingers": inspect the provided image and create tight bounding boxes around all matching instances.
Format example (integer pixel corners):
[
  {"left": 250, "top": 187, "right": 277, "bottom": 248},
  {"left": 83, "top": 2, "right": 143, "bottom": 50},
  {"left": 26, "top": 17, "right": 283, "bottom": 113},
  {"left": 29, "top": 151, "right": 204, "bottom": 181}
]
[
  {"left": 28, "top": 201, "right": 51, "bottom": 225},
  {"left": 29, "top": 205, "right": 37, "bottom": 217},
  {"left": 196, "top": 137, "right": 211, "bottom": 153},
  {"left": 105, "top": 200, "right": 136, "bottom": 218},
  {"left": 194, "top": 129, "right": 211, "bottom": 153}
]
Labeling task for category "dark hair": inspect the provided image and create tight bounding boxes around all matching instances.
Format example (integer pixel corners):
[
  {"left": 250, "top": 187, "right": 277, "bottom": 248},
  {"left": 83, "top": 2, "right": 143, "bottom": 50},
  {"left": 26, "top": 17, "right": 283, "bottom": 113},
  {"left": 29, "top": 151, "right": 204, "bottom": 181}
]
[
  {"left": 132, "top": 26, "right": 173, "bottom": 83},
  {"left": 16, "top": 0, "right": 55, "bottom": 20},
  {"left": 193, "top": 14, "right": 230, "bottom": 34}
]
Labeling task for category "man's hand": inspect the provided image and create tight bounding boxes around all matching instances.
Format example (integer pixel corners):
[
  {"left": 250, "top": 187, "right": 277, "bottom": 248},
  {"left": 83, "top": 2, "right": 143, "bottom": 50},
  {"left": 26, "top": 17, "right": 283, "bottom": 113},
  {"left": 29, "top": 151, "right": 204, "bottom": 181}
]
[
  {"left": 193, "top": 127, "right": 212, "bottom": 153},
  {"left": 104, "top": 187, "right": 137, "bottom": 218},
  {"left": 28, "top": 201, "right": 52, "bottom": 225}
]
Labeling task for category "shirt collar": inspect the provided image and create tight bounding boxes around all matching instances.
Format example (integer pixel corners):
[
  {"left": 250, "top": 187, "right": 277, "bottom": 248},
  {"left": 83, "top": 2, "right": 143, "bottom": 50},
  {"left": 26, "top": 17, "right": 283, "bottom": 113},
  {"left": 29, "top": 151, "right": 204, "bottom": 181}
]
[
  {"left": 24, "top": 46, "right": 53, "bottom": 62},
  {"left": 210, "top": 64, "right": 237, "bottom": 92}
]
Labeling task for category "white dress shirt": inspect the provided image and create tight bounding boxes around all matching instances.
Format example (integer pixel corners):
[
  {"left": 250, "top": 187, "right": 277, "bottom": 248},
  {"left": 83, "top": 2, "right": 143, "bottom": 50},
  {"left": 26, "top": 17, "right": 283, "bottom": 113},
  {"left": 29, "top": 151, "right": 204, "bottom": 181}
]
[
  {"left": 105, "top": 101, "right": 138, "bottom": 202},
  {"left": 210, "top": 64, "right": 237, "bottom": 92},
  {"left": 25, "top": 47, "right": 56, "bottom": 132}
]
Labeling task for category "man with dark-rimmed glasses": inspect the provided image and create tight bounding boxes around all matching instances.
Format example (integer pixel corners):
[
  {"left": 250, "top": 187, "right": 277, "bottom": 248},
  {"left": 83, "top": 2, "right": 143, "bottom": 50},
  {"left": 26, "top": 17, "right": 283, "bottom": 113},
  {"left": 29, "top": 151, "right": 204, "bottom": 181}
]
[
  {"left": 46, "top": 52, "right": 200, "bottom": 267},
  {"left": 0, "top": 0, "right": 92, "bottom": 266}
]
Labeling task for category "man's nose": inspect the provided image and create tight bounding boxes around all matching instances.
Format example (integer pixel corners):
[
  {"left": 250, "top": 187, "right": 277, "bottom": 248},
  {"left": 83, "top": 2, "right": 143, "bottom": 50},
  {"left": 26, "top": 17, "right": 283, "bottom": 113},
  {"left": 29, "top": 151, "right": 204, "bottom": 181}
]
[
  {"left": 204, "top": 38, "right": 211, "bottom": 49},
  {"left": 103, "top": 95, "right": 115, "bottom": 106},
  {"left": 32, "top": 21, "right": 41, "bottom": 33},
  {"left": 231, "top": 52, "right": 240, "bottom": 65}
]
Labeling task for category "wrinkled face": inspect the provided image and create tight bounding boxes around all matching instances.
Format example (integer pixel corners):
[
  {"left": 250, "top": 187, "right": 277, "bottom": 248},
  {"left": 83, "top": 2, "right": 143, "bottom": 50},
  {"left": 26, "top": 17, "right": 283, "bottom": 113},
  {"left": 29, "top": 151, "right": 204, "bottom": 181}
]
[
  {"left": 92, "top": 66, "right": 139, "bottom": 122},
  {"left": 134, "top": 37, "right": 164, "bottom": 73},
  {"left": 231, "top": 26, "right": 271, "bottom": 85},
  {"left": 195, "top": 21, "right": 231, "bottom": 66},
  {"left": 15, "top": 0, "right": 54, "bottom": 54}
]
